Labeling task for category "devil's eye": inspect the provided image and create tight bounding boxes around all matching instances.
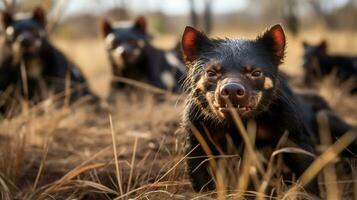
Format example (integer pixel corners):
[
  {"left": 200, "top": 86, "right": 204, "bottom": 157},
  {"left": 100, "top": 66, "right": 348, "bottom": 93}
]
[
  {"left": 206, "top": 70, "right": 217, "bottom": 78},
  {"left": 251, "top": 70, "right": 262, "bottom": 77}
]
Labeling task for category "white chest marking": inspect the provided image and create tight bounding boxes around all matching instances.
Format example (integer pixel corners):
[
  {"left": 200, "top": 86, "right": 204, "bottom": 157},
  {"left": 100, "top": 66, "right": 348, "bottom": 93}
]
[
  {"left": 264, "top": 77, "right": 274, "bottom": 90},
  {"left": 160, "top": 71, "right": 175, "bottom": 90}
]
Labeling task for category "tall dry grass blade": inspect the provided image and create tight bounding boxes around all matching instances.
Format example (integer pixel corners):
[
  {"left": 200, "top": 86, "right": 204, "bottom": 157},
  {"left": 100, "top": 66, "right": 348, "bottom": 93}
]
[
  {"left": 115, "top": 181, "right": 190, "bottom": 200},
  {"left": 36, "top": 163, "right": 106, "bottom": 199},
  {"left": 47, "top": 0, "right": 70, "bottom": 34},
  {"left": 317, "top": 111, "right": 340, "bottom": 200},
  {"left": 257, "top": 131, "right": 289, "bottom": 200},
  {"left": 112, "top": 76, "right": 173, "bottom": 95},
  {"left": 281, "top": 185, "right": 315, "bottom": 200},
  {"left": 127, "top": 137, "right": 138, "bottom": 195},
  {"left": 203, "top": 126, "right": 225, "bottom": 156},
  {"left": 147, "top": 137, "right": 165, "bottom": 183},
  {"left": 226, "top": 100, "right": 264, "bottom": 174},
  {"left": 20, "top": 61, "right": 29, "bottom": 114},
  {"left": 190, "top": 125, "right": 226, "bottom": 200},
  {"left": 0, "top": 175, "right": 12, "bottom": 200},
  {"left": 140, "top": 189, "right": 186, "bottom": 199},
  {"left": 31, "top": 137, "right": 50, "bottom": 192},
  {"left": 298, "top": 130, "right": 357, "bottom": 187},
  {"left": 109, "top": 114, "right": 124, "bottom": 197},
  {"left": 64, "top": 69, "right": 71, "bottom": 109},
  {"left": 236, "top": 120, "right": 257, "bottom": 198},
  {"left": 72, "top": 180, "right": 117, "bottom": 195},
  {"left": 354, "top": 171, "right": 357, "bottom": 200},
  {"left": 133, "top": 145, "right": 199, "bottom": 200}
]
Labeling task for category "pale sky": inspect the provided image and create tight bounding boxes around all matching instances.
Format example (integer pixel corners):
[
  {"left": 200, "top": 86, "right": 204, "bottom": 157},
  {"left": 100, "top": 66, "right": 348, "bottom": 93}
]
[{"left": 64, "top": 0, "right": 249, "bottom": 17}]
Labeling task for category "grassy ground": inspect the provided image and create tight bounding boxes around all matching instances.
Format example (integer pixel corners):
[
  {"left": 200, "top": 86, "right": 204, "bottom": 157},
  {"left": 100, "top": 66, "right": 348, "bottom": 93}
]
[{"left": 0, "top": 28, "right": 357, "bottom": 199}]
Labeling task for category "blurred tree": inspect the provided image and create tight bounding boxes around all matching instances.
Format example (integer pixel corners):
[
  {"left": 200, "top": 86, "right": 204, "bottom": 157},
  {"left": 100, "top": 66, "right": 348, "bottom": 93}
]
[
  {"left": 1, "top": 0, "right": 17, "bottom": 12},
  {"left": 189, "top": 0, "right": 198, "bottom": 27},
  {"left": 283, "top": 0, "right": 299, "bottom": 36},
  {"left": 118, "top": 0, "right": 128, "bottom": 20},
  {"left": 203, "top": 0, "right": 212, "bottom": 34},
  {"left": 105, "top": 0, "right": 129, "bottom": 20},
  {"left": 308, "top": 0, "right": 357, "bottom": 30},
  {"left": 188, "top": 0, "right": 213, "bottom": 34}
]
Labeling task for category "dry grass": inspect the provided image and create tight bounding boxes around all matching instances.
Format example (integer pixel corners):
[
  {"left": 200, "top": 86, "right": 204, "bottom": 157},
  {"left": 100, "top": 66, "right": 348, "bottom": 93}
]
[{"left": 0, "top": 28, "right": 357, "bottom": 199}]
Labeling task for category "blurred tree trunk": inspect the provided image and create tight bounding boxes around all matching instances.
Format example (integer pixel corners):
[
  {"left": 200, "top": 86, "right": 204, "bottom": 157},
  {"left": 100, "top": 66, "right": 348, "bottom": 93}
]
[
  {"left": 283, "top": 0, "right": 299, "bottom": 36},
  {"left": 189, "top": 0, "right": 198, "bottom": 27},
  {"left": 203, "top": 0, "right": 212, "bottom": 34},
  {"left": 119, "top": 0, "right": 129, "bottom": 20},
  {"left": 2, "top": 0, "right": 17, "bottom": 12}
]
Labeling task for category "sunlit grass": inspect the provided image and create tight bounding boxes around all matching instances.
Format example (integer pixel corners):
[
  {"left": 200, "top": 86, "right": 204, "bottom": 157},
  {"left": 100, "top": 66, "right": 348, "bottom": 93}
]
[{"left": 0, "top": 29, "right": 356, "bottom": 199}]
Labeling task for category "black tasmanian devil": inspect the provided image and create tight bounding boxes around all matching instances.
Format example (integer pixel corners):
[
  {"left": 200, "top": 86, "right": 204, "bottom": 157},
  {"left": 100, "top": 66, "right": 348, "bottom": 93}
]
[
  {"left": 0, "top": 7, "right": 96, "bottom": 114},
  {"left": 181, "top": 25, "right": 357, "bottom": 196},
  {"left": 302, "top": 40, "right": 357, "bottom": 94},
  {"left": 100, "top": 16, "right": 185, "bottom": 93}
]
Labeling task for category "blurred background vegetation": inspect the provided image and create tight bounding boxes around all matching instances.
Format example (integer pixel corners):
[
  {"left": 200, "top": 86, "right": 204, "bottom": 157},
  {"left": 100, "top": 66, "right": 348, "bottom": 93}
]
[
  {"left": 1, "top": 1, "right": 357, "bottom": 199},
  {"left": 2, "top": 0, "right": 357, "bottom": 39}
]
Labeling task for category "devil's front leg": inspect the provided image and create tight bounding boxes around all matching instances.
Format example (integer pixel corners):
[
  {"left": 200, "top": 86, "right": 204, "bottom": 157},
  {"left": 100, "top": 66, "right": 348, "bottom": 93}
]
[
  {"left": 185, "top": 129, "right": 216, "bottom": 192},
  {"left": 284, "top": 133, "right": 320, "bottom": 197}
]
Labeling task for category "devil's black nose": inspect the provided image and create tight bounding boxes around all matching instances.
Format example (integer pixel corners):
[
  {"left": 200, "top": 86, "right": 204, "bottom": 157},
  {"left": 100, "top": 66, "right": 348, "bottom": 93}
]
[
  {"left": 21, "top": 38, "right": 33, "bottom": 47},
  {"left": 19, "top": 34, "right": 34, "bottom": 48},
  {"left": 220, "top": 82, "right": 246, "bottom": 100}
]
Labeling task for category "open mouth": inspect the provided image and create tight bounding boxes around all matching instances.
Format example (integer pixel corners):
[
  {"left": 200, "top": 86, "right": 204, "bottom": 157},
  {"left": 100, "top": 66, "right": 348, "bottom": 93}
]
[
  {"left": 213, "top": 101, "right": 254, "bottom": 116},
  {"left": 26, "top": 46, "right": 40, "bottom": 53}
]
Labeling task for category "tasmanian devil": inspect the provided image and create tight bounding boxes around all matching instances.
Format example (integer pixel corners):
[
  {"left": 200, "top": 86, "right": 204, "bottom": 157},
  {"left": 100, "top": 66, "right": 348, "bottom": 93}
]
[
  {"left": 302, "top": 40, "right": 357, "bottom": 94},
  {"left": 0, "top": 7, "right": 95, "bottom": 114},
  {"left": 181, "top": 25, "right": 357, "bottom": 196},
  {"left": 100, "top": 16, "right": 185, "bottom": 93}
]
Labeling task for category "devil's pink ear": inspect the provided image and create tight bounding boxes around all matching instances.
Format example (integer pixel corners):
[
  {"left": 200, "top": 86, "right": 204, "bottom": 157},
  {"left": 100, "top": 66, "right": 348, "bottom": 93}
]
[
  {"left": 134, "top": 16, "right": 146, "bottom": 34},
  {"left": 100, "top": 19, "right": 113, "bottom": 37},
  {"left": 2, "top": 12, "right": 13, "bottom": 28},
  {"left": 257, "top": 24, "right": 286, "bottom": 65},
  {"left": 181, "top": 26, "right": 210, "bottom": 64},
  {"left": 32, "top": 6, "right": 46, "bottom": 27}
]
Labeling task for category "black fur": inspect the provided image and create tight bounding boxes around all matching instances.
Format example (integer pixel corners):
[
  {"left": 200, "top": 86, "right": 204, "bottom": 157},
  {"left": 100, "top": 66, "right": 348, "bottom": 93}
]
[
  {"left": 302, "top": 40, "right": 357, "bottom": 93},
  {"left": 100, "top": 17, "right": 185, "bottom": 93},
  {"left": 181, "top": 25, "right": 357, "bottom": 197},
  {"left": 0, "top": 7, "right": 95, "bottom": 115}
]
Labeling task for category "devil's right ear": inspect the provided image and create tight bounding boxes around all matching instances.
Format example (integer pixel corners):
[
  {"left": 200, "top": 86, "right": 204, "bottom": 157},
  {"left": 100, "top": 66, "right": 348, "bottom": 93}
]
[
  {"left": 100, "top": 19, "right": 113, "bottom": 37},
  {"left": 181, "top": 26, "right": 210, "bottom": 64},
  {"left": 2, "top": 12, "right": 13, "bottom": 28}
]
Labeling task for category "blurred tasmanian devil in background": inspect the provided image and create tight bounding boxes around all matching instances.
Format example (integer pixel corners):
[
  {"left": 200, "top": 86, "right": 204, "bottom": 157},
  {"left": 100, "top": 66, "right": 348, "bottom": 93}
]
[
  {"left": 0, "top": 7, "right": 96, "bottom": 115},
  {"left": 181, "top": 25, "right": 357, "bottom": 196},
  {"left": 100, "top": 16, "right": 186, "bottom": 93},
  {"left": 302, "top": 40, "right": 357, "bottom": 94}
]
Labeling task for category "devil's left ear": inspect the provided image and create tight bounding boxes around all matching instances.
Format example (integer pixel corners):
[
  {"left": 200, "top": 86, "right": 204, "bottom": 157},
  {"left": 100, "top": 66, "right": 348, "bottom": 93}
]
[
  {"left": 2, "top": 12, "right": 13, "bottom": 28},
  {"left": 302, "top": 40, "right": 309, "bottom": 48},
  {"left": 257, "top": 24, "right": 286, "bottom": 65},
  {"left": 319, "top": 39, "right": 328, "bottom": 52},
  {"left": 100, "top": 19, "right": 113, "bottom": 37},
  {"left": 134, "top": 16, "right": 146, "bottom": 34},
  {"left": 181, "top": 26, "right": 210, "bottom": 64},
  {"left": 32, "top": 6, "right": 46, "bottom": 27}
]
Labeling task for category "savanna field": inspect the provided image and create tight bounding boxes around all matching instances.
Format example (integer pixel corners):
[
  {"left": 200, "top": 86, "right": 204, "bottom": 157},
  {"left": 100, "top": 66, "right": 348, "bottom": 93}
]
[{"left": 1, "top": 27, "right": 357, "bottom": 200}]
